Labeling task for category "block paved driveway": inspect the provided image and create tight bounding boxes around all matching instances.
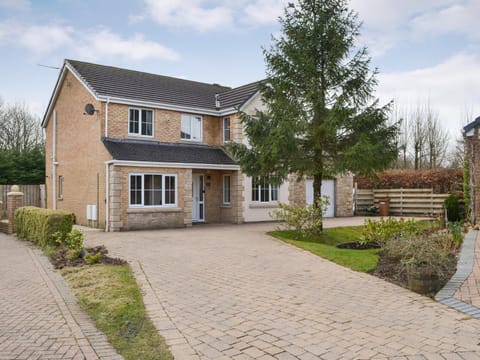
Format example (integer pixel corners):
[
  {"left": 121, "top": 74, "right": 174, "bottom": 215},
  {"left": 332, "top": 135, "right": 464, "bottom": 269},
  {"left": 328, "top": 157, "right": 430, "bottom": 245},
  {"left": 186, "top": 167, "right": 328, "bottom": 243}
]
[
  {"left": 0, "top": 233, "right": 121, "bottom": 360},
  {"left": 86, "top": 220, "right": 480, "bottom": 360}
]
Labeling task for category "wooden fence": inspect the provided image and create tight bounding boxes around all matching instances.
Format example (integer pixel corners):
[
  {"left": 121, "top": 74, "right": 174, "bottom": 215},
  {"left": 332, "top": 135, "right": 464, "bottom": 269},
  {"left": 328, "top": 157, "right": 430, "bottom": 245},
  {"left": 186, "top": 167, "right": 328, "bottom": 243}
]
[
  {"left": 355, "top": 188, "right": 448, "bottom": 217},
  {"left": 0, "top": 185, "right": 45, "bottom": 216}
]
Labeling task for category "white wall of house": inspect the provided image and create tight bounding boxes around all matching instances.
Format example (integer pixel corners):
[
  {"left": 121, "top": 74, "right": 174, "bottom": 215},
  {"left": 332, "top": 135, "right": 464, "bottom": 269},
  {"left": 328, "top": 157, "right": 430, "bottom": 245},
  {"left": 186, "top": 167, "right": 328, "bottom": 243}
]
[{"left": 242, "top": 174, "right": 290, "bottom": 222}]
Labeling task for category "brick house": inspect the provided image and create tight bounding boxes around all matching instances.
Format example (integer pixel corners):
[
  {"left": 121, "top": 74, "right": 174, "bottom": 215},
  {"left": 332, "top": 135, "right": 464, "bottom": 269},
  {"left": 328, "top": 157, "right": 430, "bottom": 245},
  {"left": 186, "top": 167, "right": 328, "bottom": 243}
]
[{"left": 42, "top": 60, "right": 353, "bottom": 231}]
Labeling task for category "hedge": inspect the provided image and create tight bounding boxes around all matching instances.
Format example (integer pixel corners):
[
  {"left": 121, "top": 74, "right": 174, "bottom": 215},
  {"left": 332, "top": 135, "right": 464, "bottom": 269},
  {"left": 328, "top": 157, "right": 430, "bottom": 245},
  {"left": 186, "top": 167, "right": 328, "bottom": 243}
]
[
  {"left": 15, "top": 206, "right": 75, "bottom": 248},
  {"left": 354, "top": 169, "right": 463, "bottom": 194}
]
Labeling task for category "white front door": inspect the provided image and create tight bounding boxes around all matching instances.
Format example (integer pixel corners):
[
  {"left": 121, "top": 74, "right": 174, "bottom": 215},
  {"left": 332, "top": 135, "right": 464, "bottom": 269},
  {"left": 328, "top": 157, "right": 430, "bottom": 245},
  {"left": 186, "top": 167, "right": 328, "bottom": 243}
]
[
  {"left": 306, "top": 179, "right": 335, "bottom": 218},
  {"left": 192, "top": 174, "right": 205, "bottom": 222}
]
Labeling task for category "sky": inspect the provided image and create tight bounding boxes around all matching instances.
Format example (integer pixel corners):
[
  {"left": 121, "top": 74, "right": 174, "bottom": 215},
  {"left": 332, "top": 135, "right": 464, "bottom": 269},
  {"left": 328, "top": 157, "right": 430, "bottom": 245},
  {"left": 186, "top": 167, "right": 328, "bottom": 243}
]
[{"left": 0, "top": 0, "right": 479, "bottom": 139}]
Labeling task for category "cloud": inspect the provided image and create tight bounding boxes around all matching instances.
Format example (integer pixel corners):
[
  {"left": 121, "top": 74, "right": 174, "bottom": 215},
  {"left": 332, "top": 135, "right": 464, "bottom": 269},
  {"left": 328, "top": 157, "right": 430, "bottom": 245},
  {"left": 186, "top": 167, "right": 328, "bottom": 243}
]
[
  {"left": 376, "top": 53, "right": 480, "bottom": 134},
  {"left": 242, "top": 0, "right": 285, "bottom": 25},
  {"left": 410, "top": 2, "right": 480, "bottom": 40},
  {"left": 143, "top": 0, "right": 234, "bottom": 32},
  {"left": 0, "top": 0, "right": 30, "bottom": 11},
  {"left": 77, "top": 29, "right": 180, "bottom": 61},
  {"left": 0, "top": 20, "right": 179, "bottom": 62}
]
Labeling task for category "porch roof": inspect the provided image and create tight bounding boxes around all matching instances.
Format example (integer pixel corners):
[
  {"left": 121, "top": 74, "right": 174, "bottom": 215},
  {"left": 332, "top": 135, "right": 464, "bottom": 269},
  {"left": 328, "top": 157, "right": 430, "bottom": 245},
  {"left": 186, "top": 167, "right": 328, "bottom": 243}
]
[{"left": 102, "top": 138, "right": 237, "bottom": 166}]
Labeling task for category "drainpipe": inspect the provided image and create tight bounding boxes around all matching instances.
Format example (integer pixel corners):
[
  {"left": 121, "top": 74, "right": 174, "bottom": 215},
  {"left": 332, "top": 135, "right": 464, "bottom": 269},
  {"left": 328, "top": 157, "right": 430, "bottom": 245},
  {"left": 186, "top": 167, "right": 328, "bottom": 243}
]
[
  {"left": 105, "top": 97, "right": 110, "bottom": 138},
  {"left": 105, "top": 162, "right": 110, "bottom": 232},
  {"left": 52, "top": 110, "right": 58, "bottom": 209}
]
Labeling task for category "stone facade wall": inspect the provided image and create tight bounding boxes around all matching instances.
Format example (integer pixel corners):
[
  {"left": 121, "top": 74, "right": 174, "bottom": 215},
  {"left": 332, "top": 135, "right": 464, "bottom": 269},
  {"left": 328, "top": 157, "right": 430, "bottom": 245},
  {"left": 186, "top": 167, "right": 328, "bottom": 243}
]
[
  {"left": 44, "top": 70, "right": 110, "bottom": 228},
  {"left": 288, "top": 176, "right": 306, "bottom": 206},
  {"left": 109, "top": 165, "right": 190, "bottom": 231},
  {"left": 335, "top": 174, "right": 354, "bottom": 217}
]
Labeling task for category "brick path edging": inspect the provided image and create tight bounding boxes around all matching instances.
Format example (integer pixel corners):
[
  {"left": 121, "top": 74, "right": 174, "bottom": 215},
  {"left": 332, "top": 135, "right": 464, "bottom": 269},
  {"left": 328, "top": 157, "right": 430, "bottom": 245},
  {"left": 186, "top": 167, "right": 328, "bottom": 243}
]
[
  {"left": 435, "top": 230, "right": 480, "bottom": 318},
  {"left": 30, "top": 245, "right": 123, "bottom": 360}
]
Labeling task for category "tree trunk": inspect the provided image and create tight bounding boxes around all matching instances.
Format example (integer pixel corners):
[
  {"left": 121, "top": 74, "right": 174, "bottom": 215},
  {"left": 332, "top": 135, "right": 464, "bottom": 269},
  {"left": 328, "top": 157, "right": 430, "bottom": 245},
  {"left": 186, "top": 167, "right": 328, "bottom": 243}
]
[{"left": 313, "top": 173, "right": 323, "bottom": 232}]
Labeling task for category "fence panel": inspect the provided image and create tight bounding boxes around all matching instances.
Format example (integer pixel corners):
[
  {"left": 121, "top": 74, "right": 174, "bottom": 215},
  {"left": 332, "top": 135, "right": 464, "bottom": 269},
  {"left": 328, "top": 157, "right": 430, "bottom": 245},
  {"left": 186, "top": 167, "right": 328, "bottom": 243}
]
[
  {"left": 355, "top": 188, "right": 447, "bottom": 217},
  {"left": 0, "top": 185, "right": 45, "bottom": 216}
]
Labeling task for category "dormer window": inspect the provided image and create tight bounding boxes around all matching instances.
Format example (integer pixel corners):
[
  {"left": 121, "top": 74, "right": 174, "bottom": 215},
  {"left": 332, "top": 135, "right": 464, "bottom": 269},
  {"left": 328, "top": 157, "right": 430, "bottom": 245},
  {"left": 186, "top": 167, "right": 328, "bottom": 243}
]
[
  {"left": 181, "top": 114, "right": 202, "bottom": 141},
  {"left": 129, "top": 108, "right": 153, "bottom": 137}
]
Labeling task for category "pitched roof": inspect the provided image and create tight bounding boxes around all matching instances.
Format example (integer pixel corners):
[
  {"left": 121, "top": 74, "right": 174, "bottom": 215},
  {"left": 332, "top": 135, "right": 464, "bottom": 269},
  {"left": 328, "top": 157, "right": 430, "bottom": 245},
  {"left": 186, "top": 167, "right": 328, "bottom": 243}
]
[
  {"left": 464, "top": 116, "right": 480, "bottom": 134},
  {"left": 66, "top": 59, "right": 261, "bottom": 112},
  {"left": 103, "top": 138, "right": 237, "bottom": 166}
]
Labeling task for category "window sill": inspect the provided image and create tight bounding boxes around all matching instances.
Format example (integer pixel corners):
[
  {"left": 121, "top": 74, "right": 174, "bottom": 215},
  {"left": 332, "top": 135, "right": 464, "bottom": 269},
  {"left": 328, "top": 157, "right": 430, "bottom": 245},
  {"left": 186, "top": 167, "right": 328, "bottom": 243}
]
[
  {"left": 249, "top": 203, "right": 279, "bottom": 209},
  {"left": 127, "top": 134, "right": 154, "bottom": 140},
  {"left": 127, "top": 207, "right": 182, "bottom": 213}
]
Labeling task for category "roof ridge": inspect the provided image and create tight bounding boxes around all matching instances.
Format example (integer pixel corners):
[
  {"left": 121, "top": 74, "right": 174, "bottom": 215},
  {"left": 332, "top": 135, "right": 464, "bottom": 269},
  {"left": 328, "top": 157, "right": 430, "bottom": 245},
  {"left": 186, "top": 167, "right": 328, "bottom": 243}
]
[{"left": 66, "top": 59, "right": 232, "bottom": 91}]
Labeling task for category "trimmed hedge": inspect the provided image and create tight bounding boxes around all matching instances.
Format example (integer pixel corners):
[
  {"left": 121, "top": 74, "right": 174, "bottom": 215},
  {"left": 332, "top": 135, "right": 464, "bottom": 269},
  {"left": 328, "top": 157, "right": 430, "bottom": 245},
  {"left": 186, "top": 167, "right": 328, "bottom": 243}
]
[
  {"left": 355, "top": 169, "right": 463, "bottom": 194},
  {"left": 15, "top": 206, "right": 75, "bottom": 248}
]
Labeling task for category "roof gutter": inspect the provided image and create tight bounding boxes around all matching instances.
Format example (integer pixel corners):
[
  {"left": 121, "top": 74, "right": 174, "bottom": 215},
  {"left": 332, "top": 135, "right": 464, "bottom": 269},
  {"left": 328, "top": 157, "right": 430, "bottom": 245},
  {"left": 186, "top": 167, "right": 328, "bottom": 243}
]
[
  {"left": 96, "top": 95, "right": 239, "bottom": 117},
  {"left": 105, "top": 159, "right": 240, "bottom": 171}
]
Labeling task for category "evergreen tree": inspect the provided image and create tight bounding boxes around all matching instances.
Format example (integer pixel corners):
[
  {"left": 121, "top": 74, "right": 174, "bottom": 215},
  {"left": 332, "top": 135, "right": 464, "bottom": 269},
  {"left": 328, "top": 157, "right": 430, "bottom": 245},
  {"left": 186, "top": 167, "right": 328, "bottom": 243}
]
[{"left": 231, "top": 0, "right": 398, "bottom": 230}]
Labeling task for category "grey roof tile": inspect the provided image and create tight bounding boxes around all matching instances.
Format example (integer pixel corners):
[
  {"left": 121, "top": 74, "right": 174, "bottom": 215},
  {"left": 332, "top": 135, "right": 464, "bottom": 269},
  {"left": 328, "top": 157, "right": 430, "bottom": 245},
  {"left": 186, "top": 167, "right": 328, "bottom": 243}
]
[
  {"left": 103, "top": 138, "right": 237, "bottom": 165},
  {"left": 67, "top": 59, "right": 261, "bottom": 111}
]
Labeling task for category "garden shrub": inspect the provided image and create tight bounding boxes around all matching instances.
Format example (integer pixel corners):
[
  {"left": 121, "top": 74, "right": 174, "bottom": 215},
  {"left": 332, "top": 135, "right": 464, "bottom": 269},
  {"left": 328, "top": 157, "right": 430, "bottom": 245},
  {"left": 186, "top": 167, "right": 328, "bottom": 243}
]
[
  {"left": 360, "top": 218, "right": 421, "bottom": 247},
  {"left": 399, "top": 235, "right": 455, "bottom": 281},
  {"left": 271, "top": 199, "right": 328, "bottom": 238},
  {"left": 15, "top": 206, "right": 75, "bottom": 248},
  {"left": 53, "top": 228, "right": 84, "bottom": 259},
  {"left": 444, "top": 194, "right": 464, "bottom": 222}
]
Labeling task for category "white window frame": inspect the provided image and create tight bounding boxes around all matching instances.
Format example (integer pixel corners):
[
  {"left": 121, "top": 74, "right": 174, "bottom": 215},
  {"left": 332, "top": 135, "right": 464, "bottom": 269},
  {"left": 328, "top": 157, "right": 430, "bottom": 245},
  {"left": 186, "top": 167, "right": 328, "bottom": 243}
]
[
  {"left": 181, "top": 114, "right": 203, "bottom": 142},
  {"left": 129, "top": 173, "right": 177, "bottom": 208},
  {"left": 128, "top": 107, "right": 154, "bottom": 137},
  {"left": 223, "top": 175, "right": 231, "bottom": 205},
  {"left": 223, "top": 117, "right": 231, "bottom": 143},
  {"left": 251, "top": 176, "right": 279, "bottom": 203}
]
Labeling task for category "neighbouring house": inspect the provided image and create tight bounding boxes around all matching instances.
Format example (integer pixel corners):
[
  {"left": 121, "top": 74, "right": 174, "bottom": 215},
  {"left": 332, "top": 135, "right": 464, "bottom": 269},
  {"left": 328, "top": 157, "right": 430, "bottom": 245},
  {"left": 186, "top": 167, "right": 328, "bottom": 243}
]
[
  {"left": 464, "top": 117, "right": 480, "bottom": 223},
  {"left": 42, "top": 60, "right": 353, "bottom": 231}
]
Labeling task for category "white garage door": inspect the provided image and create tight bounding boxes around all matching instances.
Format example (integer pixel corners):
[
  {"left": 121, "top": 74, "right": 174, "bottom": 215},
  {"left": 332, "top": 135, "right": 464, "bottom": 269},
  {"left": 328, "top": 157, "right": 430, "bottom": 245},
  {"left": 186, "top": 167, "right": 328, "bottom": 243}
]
[{"left": 305, "top": 179, "right": 335, "bottom": 217}]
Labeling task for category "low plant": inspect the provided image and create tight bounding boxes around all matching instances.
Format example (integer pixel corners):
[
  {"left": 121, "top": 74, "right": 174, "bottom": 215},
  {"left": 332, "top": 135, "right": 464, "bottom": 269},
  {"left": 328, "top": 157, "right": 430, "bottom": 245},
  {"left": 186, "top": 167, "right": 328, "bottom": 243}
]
[
  {"left": 85, "top": 252, "right": 103, "bottom": 265},
  {"left": 53, "top": 229, "right": 84, "bottom": 260},
  {"left": 271, "top": 198, "right": 329, "bottom": 238},
  {"left": 360, "top": 218, "right": 421, "bottom": 247},
  {"left": 447, "top": 222, "right": 463, "bottom": 248}
]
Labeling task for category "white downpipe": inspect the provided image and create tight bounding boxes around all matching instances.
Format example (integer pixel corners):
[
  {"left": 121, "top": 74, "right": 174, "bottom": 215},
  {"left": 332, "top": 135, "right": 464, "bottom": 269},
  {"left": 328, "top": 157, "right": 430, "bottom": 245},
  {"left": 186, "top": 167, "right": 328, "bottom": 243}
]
[
  {"left": 52, "top": 110, "right": 58, "bottom": 209},
  {"left": 105, "top": 97, "right": 110, "bottom": 138},
  {"left": 105, "top": 162, "right": 110, "bottom": 232}
]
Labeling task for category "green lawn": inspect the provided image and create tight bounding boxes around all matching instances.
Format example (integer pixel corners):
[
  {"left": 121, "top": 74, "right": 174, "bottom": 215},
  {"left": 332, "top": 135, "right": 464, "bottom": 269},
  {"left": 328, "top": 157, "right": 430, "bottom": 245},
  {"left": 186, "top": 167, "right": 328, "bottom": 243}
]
[
  {"left": 269, "top": 226, "right": 380, "bottom": 272},
  {"left": 62, "top": 264, "right": 173, "bottom": 360}
]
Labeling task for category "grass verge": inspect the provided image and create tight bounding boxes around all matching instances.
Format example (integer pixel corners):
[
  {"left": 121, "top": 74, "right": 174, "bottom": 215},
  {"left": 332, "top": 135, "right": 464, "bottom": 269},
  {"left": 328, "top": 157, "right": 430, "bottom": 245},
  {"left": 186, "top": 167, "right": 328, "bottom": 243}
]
[
  {"left": 269, "top": 227, "right": 380, "bottom": 272},
  {"left": 62, "top": 264, "right": 173, "bottom": 360}
]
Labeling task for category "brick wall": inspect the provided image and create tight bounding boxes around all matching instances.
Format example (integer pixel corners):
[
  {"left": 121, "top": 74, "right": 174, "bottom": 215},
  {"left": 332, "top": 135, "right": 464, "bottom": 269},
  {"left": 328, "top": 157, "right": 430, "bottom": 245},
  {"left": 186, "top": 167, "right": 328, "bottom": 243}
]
[
  {"left": 335, "top": 174, "right": 354, "bottom": 217},
  {"left": 44, "top": 71, "right": 111, "bottom": 228},
  {"left": 465, "top": 128, "right": 480, "bottom": 223},
  {"left": 106, "top": 104, "right": 224, "bottom": 146}
]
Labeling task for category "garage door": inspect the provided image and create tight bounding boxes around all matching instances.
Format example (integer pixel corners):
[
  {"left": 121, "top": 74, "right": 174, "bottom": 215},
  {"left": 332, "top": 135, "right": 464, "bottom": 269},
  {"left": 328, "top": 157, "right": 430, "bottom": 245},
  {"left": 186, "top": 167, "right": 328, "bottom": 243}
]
[{"left": 305, "top": 179, "right": 335, "bottom": 217}]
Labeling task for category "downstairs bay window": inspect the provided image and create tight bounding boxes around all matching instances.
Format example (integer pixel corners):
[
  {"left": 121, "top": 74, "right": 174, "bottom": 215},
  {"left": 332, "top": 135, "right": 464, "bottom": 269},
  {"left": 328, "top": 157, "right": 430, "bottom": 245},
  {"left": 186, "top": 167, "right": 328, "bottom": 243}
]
[
  {"left": 251, "top": 176, "right": 279, "bottom": 203},
  {"left": 129, "top": 174, "right": 177, "bottom": 207}
]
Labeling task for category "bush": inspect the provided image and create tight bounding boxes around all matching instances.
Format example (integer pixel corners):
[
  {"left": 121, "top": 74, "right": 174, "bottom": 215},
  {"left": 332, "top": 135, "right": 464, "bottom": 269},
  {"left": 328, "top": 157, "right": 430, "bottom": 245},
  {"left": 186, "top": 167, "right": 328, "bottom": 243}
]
[
  {"left": 444, "top": 194, "right": 464, "bottom": 222},
  {"left": 400, "top": 235, "right": 455, "bottom": 281},
  {"left": 15, "top": 206, "right": 75, "bottom": 248},
  {"left": 360, "top": 218, "right": 421, "bottom": 247},
  {"left": 271, "top": 199, "right": 329, "bottom": 238},
  {"left": 53, "top": 228, "right": 84, "bottom": 259}
]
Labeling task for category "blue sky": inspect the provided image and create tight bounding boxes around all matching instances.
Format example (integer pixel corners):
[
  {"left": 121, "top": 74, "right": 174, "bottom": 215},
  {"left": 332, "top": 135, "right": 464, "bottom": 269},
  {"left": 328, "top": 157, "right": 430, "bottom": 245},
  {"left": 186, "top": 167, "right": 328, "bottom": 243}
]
[{"left": 0, "top": 0, "right": 479, "bottom": 138}]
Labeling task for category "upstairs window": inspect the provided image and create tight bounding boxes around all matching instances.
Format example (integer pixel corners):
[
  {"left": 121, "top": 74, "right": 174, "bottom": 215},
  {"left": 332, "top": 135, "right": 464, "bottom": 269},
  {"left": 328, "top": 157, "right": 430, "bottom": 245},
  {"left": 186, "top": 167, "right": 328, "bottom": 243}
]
[
  {"left": 252, "top": 176, "right": 279, "bottom": 203},
  {"left": 129, "top": 108, "right": 153, "bottom": 136},
  {"left": 181, "top": 114, "right": 202, "bottom": 141},
  {"left": 223, "top": 117, "right": 231, "bottom": 143}
]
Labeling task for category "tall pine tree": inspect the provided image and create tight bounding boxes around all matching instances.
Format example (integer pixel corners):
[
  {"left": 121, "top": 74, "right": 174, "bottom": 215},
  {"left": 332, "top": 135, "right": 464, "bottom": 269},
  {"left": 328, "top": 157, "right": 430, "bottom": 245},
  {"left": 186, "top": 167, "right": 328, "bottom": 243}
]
[{"left": 231, "top": 0, "right": 398, "bottom": 229}]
